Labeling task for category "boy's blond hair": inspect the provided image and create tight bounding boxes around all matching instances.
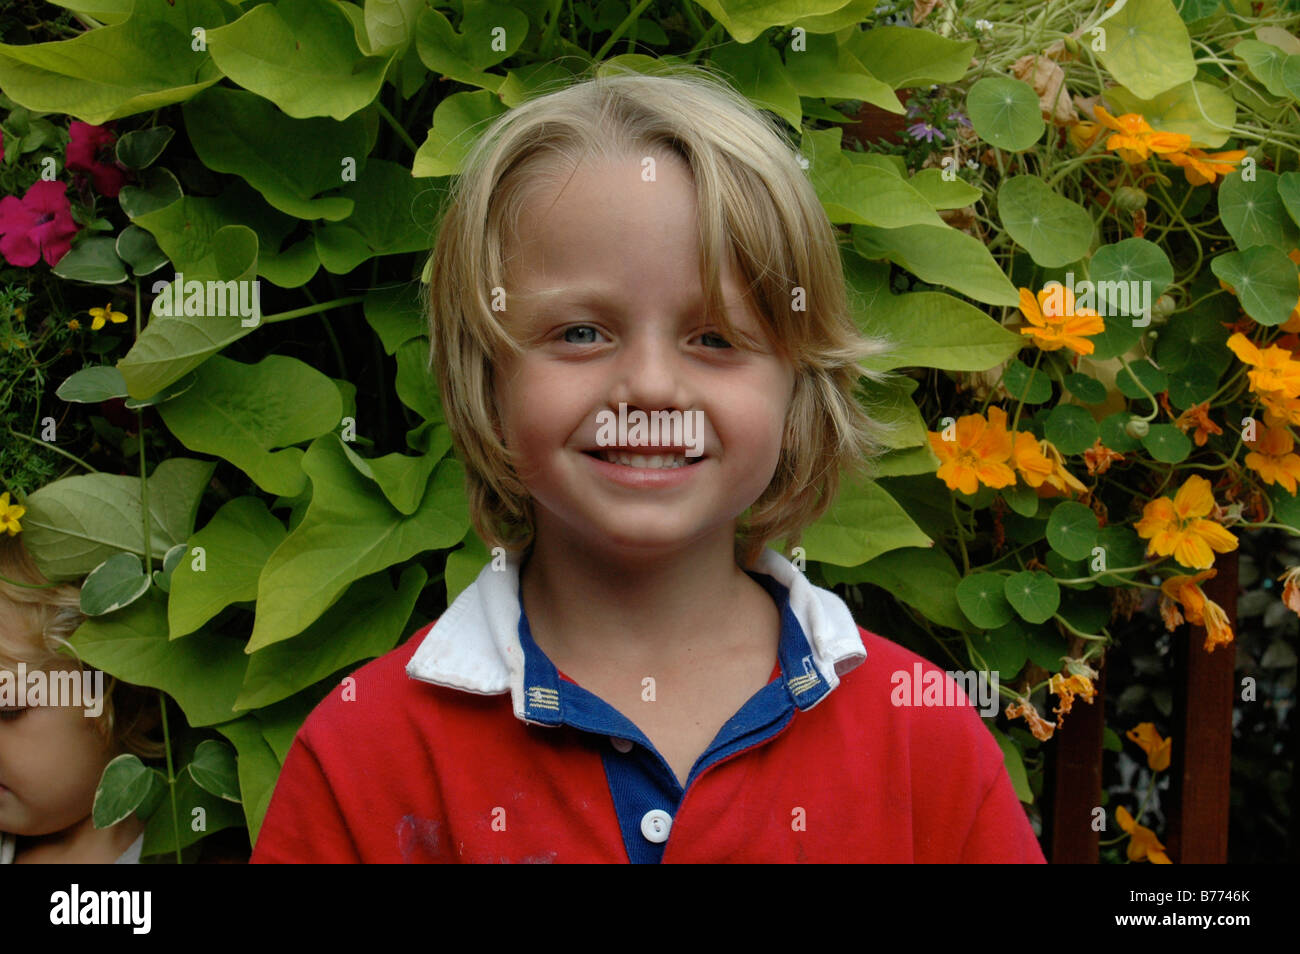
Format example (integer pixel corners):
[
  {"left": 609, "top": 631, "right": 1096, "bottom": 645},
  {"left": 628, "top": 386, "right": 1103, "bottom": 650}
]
[
  {"left": 0, "top": 534, "right": 161, "bottom": 759},
  {"left": 424, "top": 62, "right": 903, "bottom": 567}
]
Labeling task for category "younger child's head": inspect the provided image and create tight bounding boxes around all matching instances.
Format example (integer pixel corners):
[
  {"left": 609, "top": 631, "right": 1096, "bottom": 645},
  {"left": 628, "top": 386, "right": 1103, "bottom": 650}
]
[
  {"left": 0, "top": 534, "right": 160, "bottom": 842},
  {"left": 425, "top": 63, "right": 899, "bottom": 566}
]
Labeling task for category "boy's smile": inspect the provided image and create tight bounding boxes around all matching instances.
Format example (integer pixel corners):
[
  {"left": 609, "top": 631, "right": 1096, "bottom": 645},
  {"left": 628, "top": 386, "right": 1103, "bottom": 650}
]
[{"left": 493, "top": 151, "right": 795, "bottom": 558}]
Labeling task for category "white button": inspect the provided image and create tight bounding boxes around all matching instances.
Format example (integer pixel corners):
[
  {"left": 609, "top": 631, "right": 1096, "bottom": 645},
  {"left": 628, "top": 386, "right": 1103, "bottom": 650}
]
[
  {"left": 640, "top": 809, "right": 672, "bottom": 843},
  {"left": 610, "top": 736, "right": 633, "bottom": 753}
]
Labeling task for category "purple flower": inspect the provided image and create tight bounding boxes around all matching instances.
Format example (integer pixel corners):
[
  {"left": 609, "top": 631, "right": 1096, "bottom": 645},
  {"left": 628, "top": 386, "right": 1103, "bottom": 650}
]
[
  {"left": 946, "top": 111, "right": 972, "bottom": 128},
  {"left": 907, "top": 122, "right": 946, "bottom": 143}
]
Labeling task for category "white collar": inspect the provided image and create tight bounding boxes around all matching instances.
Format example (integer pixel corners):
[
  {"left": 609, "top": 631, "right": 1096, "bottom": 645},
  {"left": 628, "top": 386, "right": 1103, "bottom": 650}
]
[{"left": 406, "top": 547, "right": 867, "bottom": 721}]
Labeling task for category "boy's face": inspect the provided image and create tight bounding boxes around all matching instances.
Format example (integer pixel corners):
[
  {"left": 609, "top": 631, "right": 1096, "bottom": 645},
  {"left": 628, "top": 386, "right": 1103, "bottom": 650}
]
[
  {"left": 0, "top": 666, "right": 116, "bottom": 837},
  {"left": 493, "top": 153, "right": 796, "bottom": 558}
]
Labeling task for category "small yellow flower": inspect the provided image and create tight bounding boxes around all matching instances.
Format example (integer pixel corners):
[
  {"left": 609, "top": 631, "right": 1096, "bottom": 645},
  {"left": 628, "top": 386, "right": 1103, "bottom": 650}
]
[
  {"left": 68, "top": 318, "right": 81, "bottom": 331},
  {"left": 1134, "top": 474, "right": 1239, "bottom": 570},
  {"left": 1049, "top": 670, "right": 1096, "bottom": 719},
  {"left": 1127, "top": 723, "right": 1172, "bottom": 772},
  {"left": 1116, "top": 806, "right": 1172, "bottom": 864},
  {"left": 0, "top": 491, "right": 26, "bottom": 536},
  {"left": 87, "top": 302, "right": 128, "bottom": 331}
]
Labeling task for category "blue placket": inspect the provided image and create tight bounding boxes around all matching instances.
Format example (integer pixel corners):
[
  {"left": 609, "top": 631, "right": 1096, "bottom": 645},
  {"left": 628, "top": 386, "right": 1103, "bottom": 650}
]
[{"left": 515, "top": 570, "right": 835, "bottom": 863}]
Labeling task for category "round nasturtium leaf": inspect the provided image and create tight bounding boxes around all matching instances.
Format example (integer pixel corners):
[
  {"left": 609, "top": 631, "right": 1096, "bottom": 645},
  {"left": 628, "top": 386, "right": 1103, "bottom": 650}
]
[
  {"left": 1025, "top": 625, "right": 1070, "bottom": 671},
  {"left": 966, "top": 77, "right": 1044, "bottom": 152},
  {"left": 1142, "top": 423, "right": 1193, "bottom": 463},
  {"left": 1166, "top": 361, "right": 1221, "bottom": 410},
  {"left": 972, "top": 618, "right": 1029, "bottom": 679},
  {"left": 1001, "top": 481, "right": 1039, "bottom": 518},
  {"left": 1044, "top": 403, "right": 1099, "bottom": 455},
  {"left": 957, "top": 572, "right": 1016, "bottom": 629},
  {"left": 1115, "top": 360, "right": 1169, "bottom": 400},
  {"left": 1094, "top": 0, "right": 1196, "bottom": 100},
  {"left": 1219, "top": 171, "right": 1300, "bottom": 250},
  {"left": 1156, "top": 310, "right": 1232, "bottom": 375},
  {"left": 1094, "top": 524, "right": 1147, "bottom": 582},
  {"left": 1089, "top": 238, "right": 1174, "bottom": 314},
  {"left": 1063, "top": 372, "right": 1108, "bottom": 404},
  {"left": 1004, "top": 570, "right": 1061, "bottom": 624},
  {"left": 998, "top": 176, "right": 1094, "bottom": 267},
  {"left": 1046, "top": 549, "right": 1093, "bottom": 590},
  {"left": 1210, "top": 246, "right": 1298, "bottom": 326},
  {"left": 1003, "top": 358, "right": 1052, "bottom": 404},
  {"left": 1046, "top": 501, "right": 1099, "bottom": 561}
]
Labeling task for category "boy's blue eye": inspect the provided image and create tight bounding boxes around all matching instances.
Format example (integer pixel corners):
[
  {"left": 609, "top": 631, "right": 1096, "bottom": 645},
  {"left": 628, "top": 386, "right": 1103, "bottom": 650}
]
[
  {"left": 562, "top": 326, "right": 600, "bottom": 344},
  {"left": 700, "top": 331, "right": 732, "bottom": 349}
]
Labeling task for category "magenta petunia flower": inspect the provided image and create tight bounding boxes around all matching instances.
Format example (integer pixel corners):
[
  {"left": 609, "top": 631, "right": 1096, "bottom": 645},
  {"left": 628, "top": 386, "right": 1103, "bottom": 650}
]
[
  {"left": 66, "top": 121, "right": 128, "bottom": 197},
  {"left": 0, "top": 180, "right": 80, "bottom": 267}
]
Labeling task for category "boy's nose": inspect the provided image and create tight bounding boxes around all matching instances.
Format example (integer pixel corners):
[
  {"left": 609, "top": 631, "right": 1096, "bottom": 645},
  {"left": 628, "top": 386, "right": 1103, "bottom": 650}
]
[{"left": 612, "top": 332, "right": 690, "bottom": 411}]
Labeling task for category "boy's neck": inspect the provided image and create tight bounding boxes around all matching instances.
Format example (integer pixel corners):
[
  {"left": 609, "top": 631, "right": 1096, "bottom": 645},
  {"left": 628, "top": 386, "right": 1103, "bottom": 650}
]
[
  {"left": 14, "top": 811, "right": 144, "bottom": 864},
  {"left": 519, "top": 526, "right": 768, "bottom": 664}
]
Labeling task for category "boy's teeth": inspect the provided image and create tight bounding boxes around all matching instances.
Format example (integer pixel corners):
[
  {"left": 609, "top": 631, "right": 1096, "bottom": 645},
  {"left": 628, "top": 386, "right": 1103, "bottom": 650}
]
[{"left": 599, "top": 450, "right": 691, "bottom": 469}]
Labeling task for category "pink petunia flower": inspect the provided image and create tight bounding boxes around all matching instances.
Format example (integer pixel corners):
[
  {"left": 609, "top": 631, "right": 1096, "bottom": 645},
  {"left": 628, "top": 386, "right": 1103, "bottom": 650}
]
[
  {"left": 66, "top": 121, "right": 128, "bottom": 197},
  {"left": 0, "top": 180, "right": 80, "bottom": 267}
]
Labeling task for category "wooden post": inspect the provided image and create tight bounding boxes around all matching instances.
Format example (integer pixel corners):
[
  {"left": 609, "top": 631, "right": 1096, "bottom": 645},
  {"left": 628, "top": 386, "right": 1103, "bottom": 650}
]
[
  {"left": 1164, "top": 548, "right": 1237, "bottom": 863},
  {"left": 1044, "top": 661, "right": 1106, "bottom": 863}
]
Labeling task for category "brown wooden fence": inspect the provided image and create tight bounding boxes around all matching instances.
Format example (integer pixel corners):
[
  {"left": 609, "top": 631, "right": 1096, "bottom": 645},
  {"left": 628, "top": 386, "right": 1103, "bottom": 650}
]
[{"left": 1043, "top": 549, "right": 1238, "bottom": 863}]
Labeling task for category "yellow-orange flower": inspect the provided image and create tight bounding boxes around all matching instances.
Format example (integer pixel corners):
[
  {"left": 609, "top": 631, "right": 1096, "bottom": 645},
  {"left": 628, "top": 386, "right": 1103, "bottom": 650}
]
[
  {"left": 1069, "top": 120, "right": 1102, "bottom": 152},
  {"left": 1166, "top": 148, "right": 1248, "bottom": 186},
  {"left": 0, "top": 491, "right": 25, "bottom": 536},
  {"left": 1018, "top": 285, "right": 1106, "bottom": 355},
  {"left": 1226, "top": 332, "right": 1300, "bottom": 399},
  {"left": 1245, "top": 422, "right": 1300, "bottom": 493},
  {"left": 1011, "top": 430, "right": 1055, "bottom": 487},
  {"left": 1134, "top": 474, "right": 1239, "bottom": 569},
  {"left": 1127, "top": 723, "right": 1172, "bottom": 772},
  {"left": 1173, "top": 401, "right": 1222, "bottom": 447},
  {"left": 1159, "top": 569, "right": 1234, "bottom": 651},
  {"left": 1083, "top": 438, "right": 1125, "bottom": 476},
  {"left": 1116, "top": 806, "right": 1172, "bottom": 863},
  {"left": 928, "top": 405, "right": 1016, "bottom": 494},
  {"left": 1036, "top": 440, "right": 1088, "bottom": 499},
  {"left": 1280, "top": 564, "right": 1300, "bottom": 617},
  {"left": 1006, "top": 698, "right": 1056, "bottom": 741},
  {"left": 1093, "top": 106, "right": 1191, "bottom": 164},
  {"left": 1049, "top": 670, "right": 1096, "bottom": 719}
]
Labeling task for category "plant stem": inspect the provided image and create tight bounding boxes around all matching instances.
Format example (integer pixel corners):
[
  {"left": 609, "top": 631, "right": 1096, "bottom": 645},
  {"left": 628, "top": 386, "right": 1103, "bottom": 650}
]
[
  {"left": 374, "top": 101, "right": 420, "bottom": 155},
  {"left": 158, "top": 691, "right": 183, "bottom": 865},
  {"left": 595, "top": 0, "right": 654, "bottom": 60},
  {"left": 5, "top": 427, "right": 99, "bottom": 472}
]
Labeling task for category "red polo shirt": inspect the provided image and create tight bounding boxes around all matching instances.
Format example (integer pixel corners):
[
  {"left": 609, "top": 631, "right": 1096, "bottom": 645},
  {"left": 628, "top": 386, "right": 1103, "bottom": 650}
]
[{"left": 251, "top": 549, "right": 1046, "bottom": 863}]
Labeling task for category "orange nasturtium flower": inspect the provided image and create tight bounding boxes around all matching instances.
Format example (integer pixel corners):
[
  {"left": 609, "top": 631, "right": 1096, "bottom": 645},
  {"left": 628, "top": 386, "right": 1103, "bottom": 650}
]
[
  {"left": 1035, "top": 440, "right": 1088, "bottom": 498},
  {"left": 1165, "top": 148, "right": 1248, "bottom": 186},
  {"left": 1006, "top": 698, "right": 1055, "bottom": 741},
  {"left": 1226, "top": 332, "right": 1300, "bottom": 399},
  {"left": 1011, "top": 430, "right": 1055, "bottom": 486},
  {"left": 1245, "top": 422, "right": 1300, "bottom": 494},
  {"left": 1173, "top": 401, "right": 1223, "bottom": 447},
  {"left": 1116, "top": 806, "right": 1172, "bottom": 864},
  {"left": 1279, "top": 564, "right": 1300, "bottom": 617},
  {"left": 1069, "top": 119, "right": 1102, "bottom": 152},
  {"left": 1049, "top": 670, "right": 1096, "bottom": 719},
  {"left": 87, "top": 302, "right": 127, "bottom": 330},
  {"left": 1017, "top": 285, "right": 1106, "bottom": 355},
  {"left": 1093, "top": 106, "right": 1192, "bottom": 163},
  {"left": 1127, "top": 723, "right": 1172, "bottom": 772},
  {"left": 0, "top": 491, "right": 25, "bottom": 536},
  {"left": 1134, "top": 474, "right": 1239, "bottom": 570},
  {"left": 1159, "top": 569, "right": 1234, "bottom": 652},
  {"left": 928, "top": 405, "right": 1016, "bottom": 494},
  {"left": 1083, "top": 438, "right": 1125, "bottom": 476}
]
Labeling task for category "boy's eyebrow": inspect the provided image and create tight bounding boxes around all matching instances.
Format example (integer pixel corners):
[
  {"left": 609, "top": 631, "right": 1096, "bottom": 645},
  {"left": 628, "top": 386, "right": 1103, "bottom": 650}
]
[{"left": 521, "top": 283, "right": 751, "bottom": 319}]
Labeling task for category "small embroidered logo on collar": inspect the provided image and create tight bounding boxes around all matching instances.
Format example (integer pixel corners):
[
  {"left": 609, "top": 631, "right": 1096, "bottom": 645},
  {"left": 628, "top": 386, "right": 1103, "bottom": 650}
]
[
  {"left": 787, "top": 654, "right": 821, "bottom": 696},
  {"left": 527, "top": 686, "right": 560, "bottom": 710}
]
